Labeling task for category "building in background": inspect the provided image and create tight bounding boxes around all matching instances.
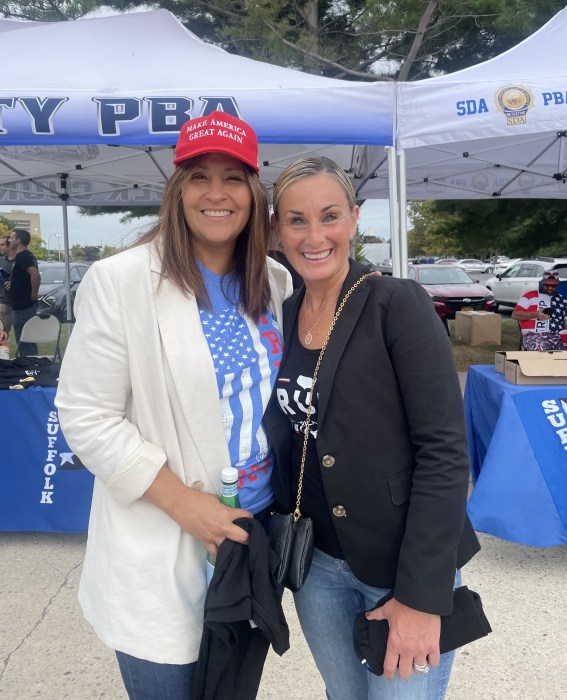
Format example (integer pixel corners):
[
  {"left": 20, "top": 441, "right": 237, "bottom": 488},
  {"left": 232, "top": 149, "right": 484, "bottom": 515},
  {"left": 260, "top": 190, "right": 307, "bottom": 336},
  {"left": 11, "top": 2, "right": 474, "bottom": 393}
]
[
  {"left": 363, "top": 241, "right": 391, "bottom": 264},
  {"left": 0, "top": 209, "right": 41, "bottom": 238}
]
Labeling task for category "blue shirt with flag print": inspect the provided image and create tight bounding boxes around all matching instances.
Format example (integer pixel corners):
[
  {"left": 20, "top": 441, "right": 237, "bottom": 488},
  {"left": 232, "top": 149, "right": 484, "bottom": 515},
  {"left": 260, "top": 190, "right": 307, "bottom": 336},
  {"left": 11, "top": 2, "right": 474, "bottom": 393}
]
[{"left": 198, "top": 264, "right": 283, "bottom": 513}]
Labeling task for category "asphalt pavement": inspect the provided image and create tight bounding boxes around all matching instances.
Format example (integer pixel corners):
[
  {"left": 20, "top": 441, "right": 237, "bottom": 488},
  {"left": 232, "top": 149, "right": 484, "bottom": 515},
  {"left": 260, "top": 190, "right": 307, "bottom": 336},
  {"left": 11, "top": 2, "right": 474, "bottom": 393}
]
[
  {"left": 1, "top": 371, "right": 566, "bottom": 699},
  {"left": 1, "top": 530, "right": 566, "bottom": 699}
]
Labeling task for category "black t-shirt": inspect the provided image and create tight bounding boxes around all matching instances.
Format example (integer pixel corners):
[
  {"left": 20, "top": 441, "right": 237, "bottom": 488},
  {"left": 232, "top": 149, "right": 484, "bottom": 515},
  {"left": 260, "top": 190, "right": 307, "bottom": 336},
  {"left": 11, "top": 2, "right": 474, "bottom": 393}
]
[
  {"left": 275, "top": 329, "right": 344, "bottom": 559},
  {"left": 10, "top": 249, "right": 37, "bottom": 310}
]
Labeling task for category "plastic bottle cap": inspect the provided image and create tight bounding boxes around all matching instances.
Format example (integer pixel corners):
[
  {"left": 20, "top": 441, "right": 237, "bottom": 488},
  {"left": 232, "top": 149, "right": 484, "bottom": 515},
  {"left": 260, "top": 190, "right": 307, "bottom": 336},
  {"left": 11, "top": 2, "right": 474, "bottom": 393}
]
[{"left": 221, "top": 466, "right": 238, "bottom": 484}]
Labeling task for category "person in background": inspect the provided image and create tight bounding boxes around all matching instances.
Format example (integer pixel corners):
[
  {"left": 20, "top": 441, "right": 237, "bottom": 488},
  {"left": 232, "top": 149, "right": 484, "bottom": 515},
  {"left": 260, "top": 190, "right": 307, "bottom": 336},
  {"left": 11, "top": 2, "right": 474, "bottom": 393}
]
[
  {"left": 0, "top": 234, "right": 15, "bottom": 334},
  {"left": 512, "top": 269, "right": 567, "bottom": 350},
  {"left": 264, "top": 156, "right": 480, "bottom": 699},
  {"left": 7, "top": 229, "right": 39, "bottom": 355},
  {"left": 55, "top": 111, "right": 292, "bottom": 699},
  {"left": 0, "top": 328, "right": 8, "bottom": 359}
]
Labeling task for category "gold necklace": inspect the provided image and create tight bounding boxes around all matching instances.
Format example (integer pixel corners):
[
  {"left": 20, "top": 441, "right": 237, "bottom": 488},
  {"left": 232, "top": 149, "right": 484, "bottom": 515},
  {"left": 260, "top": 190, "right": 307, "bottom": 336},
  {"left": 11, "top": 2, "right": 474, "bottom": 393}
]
[{"left": 303, "top": 295, "right": 337, "bottom": 345}]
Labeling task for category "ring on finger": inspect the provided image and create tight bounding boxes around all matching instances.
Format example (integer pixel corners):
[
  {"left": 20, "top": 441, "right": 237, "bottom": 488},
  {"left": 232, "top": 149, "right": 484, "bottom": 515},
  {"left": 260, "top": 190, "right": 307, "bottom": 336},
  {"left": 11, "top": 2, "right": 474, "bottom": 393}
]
[{"left": 412, "top": 661, "right": 430, "bottom": 674}]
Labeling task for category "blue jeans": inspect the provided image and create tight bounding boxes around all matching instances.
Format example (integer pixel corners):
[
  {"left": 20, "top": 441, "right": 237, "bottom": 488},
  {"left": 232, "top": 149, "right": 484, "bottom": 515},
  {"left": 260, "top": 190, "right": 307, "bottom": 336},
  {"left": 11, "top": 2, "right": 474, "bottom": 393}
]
[
  {"left": 12, "top": 303, "right": 37, "bottom": 355},
  {"left": 115, "top": 651, "right": 196, "bottom": 700},
  {"left": 293, "top": 548, "right": 456, "bottom": 700}
]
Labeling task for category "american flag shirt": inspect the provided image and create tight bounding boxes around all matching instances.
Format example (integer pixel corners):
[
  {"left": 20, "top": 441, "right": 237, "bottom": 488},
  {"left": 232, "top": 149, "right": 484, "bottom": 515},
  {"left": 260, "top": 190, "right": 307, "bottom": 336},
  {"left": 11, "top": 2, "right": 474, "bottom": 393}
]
[{"left": 198, "top": 265, "right": 283, "bottom": 513}]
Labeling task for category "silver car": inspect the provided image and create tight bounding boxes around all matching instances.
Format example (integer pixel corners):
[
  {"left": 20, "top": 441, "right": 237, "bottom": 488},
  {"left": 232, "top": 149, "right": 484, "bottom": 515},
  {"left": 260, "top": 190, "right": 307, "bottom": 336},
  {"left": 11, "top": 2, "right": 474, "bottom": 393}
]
[
  {"left": 484, "top": 259, "right": 567, "bottom": 307},
  {"left": 457, "top": 258, "right": 494, "bottom": 274},
  {"left": 493, "top": 257, "right": 521, "bottom": 274}
]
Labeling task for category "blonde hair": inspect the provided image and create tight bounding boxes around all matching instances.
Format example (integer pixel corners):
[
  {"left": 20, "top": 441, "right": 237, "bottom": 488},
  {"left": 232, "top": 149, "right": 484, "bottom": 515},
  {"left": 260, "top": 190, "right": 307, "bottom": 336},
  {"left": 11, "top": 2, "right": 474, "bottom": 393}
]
[
  {"left": 136, "top": 157, "right": 270, "bottom": 322},
  {"left": 272, "top": 156, "right": 357, "bottom": 218}
]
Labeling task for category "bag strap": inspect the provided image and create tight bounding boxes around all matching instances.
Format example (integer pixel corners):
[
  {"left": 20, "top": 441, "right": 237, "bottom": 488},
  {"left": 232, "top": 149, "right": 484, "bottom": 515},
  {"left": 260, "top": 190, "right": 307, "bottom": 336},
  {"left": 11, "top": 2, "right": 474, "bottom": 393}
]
[{"left": 294, "top": 274, "right": 371, "bottom": 521}]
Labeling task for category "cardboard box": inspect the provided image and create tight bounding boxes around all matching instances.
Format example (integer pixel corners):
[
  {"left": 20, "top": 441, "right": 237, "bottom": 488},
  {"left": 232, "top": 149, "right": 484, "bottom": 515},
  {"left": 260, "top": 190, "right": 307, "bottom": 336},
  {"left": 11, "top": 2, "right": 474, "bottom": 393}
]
[
  {"left": 495, "top": 350, "right": 525, "bottom": 374},
  {"left": 503, "top": 351, "right": 567, "bottom": 384},
  {"left": 455, "top": 311, "right": 501, "bottom": 346}
]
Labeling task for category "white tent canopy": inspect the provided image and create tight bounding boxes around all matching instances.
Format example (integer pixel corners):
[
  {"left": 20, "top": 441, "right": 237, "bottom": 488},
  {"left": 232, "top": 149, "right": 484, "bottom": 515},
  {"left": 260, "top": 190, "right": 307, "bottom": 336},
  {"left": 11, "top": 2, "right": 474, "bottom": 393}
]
[
  {"left": 9, "top": 6, "right": 567, "bottom": 280},
  {"left": 0, "top": 9, "right": 394, "bottom": 208},
  {"left": 387, "top": 5, "right": 567, "bottom": 202}
]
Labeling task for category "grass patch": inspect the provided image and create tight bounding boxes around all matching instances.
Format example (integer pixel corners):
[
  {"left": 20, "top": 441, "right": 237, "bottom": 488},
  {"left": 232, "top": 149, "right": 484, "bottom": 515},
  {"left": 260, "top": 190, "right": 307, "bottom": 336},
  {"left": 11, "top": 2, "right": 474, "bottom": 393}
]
[
  {"left": 6, "top": 314, "right": 517, "bottom": 374},
  {"left": 8, "top": 321, "right": 72, "bottom": 360},
  {"left": 448, "top": 316, "right": 519, "bottom": 372}
]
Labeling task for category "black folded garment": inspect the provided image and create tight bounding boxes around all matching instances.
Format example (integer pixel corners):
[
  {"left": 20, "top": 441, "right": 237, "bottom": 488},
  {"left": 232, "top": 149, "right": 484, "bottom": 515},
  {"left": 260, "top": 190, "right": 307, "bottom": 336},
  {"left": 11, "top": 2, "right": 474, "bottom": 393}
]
[
  {"left": 353, "top": 586, "right": 491, "bottom": 676},
  {"left": 0, "top": 357, "right": 60, "bottom": 389}
]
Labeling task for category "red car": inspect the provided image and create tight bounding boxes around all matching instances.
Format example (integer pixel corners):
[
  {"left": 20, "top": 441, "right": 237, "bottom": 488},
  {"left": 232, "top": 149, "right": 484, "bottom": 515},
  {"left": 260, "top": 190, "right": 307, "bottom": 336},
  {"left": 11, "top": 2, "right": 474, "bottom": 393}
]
[{"left": 407, "top": 265, "right": 496, "bottom": 325}]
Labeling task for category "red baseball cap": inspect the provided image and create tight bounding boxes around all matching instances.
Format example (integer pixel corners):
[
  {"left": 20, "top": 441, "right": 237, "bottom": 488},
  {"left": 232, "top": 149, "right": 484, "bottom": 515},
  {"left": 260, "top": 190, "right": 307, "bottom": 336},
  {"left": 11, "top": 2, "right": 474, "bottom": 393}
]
[{"left": 173, "top": 111, "right": 259, "bottom": 174}]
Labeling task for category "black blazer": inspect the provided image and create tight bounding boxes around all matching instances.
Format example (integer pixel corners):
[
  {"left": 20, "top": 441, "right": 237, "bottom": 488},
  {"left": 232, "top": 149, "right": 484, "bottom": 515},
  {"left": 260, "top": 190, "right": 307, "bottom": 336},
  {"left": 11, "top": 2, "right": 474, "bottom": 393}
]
[{"left": 264, "top": 260, "right": 480, "bottom": 615}]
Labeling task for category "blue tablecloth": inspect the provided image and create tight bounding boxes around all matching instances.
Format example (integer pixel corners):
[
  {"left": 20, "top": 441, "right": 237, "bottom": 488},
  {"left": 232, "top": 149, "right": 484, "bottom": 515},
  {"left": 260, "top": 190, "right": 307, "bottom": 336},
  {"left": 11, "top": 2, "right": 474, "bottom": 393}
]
[
  {"left": 465, "top": 365, "right": 567, "bottom": 546},
  {"left": 0, "top": 387, "right": 94, "bottom": 532}
]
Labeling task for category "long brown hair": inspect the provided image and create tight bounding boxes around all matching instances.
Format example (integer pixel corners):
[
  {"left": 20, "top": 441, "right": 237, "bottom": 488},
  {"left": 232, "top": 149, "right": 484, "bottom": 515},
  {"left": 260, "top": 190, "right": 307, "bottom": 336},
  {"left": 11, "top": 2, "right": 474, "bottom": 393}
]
[{"left": 136, "top": 158, "right": 271, "bottom": 322}]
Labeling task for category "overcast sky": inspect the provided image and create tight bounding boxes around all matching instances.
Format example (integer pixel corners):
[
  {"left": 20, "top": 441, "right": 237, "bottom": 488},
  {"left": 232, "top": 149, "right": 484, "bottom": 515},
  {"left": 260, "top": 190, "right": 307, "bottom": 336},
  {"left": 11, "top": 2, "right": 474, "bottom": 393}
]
[
  {"left": 0, "top": 205, "right": 155, "bottom": 250},
  {"left": 0, "top": 199, "right": 391, "bottom": 250}
]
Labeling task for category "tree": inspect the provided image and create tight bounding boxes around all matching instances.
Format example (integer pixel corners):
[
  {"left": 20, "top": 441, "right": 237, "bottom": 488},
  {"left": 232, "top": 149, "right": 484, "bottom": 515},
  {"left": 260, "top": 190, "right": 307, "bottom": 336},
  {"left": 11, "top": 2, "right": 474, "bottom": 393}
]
[
  {"left": 4, "top": 1, "right": 567, "bottom": 240},
  {"left": 78, "top": 206, "right": 159, "bottom": 224},
  {"left": 408, "top": 201, "right": 461, "bottom": 257},
  {"left": 70, "top": 244, "right": 85, "bottom": 261},
  {"left": 0, "top": 216, "right": 13, "bottom": 236},
  {"left": 69, "top": 243, "right": 117, "bottom": 260},
  {"left": 28, "top": 233, "right": 46, "bottom": 260},
  {"left": 102, "top": 245, "right": 118, "bottom": 258},
  {"left": 353, "top": 228, "right": 366, "bottom": 262},
  {"left": 83, "top": 245, "right": 103, "bottom": 261},
  {"left": 409, "top": 199, "right": 567, "bottom": 258},
  {"left": 95, "top": 0, "right": 566, "bottom": 80},
  {"left": 0, "top": 1, "right": 99, "bottom": 21},
  {"left": 5, "top": 1, "right": 564, "bottom": 80}
]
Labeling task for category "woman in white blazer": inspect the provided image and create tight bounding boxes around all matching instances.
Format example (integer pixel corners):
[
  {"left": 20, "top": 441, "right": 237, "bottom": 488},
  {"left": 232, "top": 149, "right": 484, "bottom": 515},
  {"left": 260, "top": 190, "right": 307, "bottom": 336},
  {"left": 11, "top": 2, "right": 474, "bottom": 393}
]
[{"left": 56, "top": 111, "right": 292, "bottom": 699}]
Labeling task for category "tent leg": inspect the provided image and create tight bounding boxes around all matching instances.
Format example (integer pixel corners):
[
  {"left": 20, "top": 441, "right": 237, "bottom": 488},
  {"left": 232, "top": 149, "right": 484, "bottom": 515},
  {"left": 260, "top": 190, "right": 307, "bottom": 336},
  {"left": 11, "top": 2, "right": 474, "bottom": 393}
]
[
  {"left": 397, "top": 149, "right": 408, "bottom": 279},
  {"left": 60, "top": 174, "right": 73, "bottom": 325},
  {"left": 387, "top": 147, "right": 401, "bottom": 278}
]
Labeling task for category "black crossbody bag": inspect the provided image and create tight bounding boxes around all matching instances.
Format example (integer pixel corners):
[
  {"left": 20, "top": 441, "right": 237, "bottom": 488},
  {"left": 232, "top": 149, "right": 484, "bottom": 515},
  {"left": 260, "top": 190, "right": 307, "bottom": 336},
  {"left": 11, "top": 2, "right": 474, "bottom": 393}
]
[{"left": 266, "top": 275, "right": 371, "bottom": 592}]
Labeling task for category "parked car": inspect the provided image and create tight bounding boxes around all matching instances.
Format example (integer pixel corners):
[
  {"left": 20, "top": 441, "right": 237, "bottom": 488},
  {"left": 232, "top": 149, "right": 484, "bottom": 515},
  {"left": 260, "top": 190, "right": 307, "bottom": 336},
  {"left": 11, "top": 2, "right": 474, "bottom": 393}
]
[
  {"left": 408, "top": 264, "right": 496, "bottom": 324},
  {"left": 493, "top": 257, "right": 521, "bottom": 274},
  {"left": 484, "top": 255, "right": 511, "bottom": 264},
  {"left": 360, "top": 257, "right": 393, "bottom": 275},
  {"left": 434, "top": 258, "right": 459, "bottom": 265},
  {"left": 37, "top": 261, "right": 90, "bottom": 321},
  {"left": 484, "top": 258, "right": 567, "bottom": 308},
  {"left": 457, "top": 258, "right": 494, "bottom": 274}
]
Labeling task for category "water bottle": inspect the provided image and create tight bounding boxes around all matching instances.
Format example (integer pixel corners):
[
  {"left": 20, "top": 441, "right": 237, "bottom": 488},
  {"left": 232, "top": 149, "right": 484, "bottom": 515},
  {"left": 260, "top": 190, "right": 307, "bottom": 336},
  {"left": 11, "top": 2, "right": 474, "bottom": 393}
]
[{"left": 206, "top": 466, "right": 240, "bottom": 585}]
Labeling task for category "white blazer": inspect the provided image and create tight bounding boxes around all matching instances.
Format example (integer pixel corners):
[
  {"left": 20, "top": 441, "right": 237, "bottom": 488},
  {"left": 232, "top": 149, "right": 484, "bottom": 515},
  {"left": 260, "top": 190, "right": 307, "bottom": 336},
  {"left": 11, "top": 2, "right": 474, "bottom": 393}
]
[{"left": 56, "top": 243, "right": 292, "bottom": 664}]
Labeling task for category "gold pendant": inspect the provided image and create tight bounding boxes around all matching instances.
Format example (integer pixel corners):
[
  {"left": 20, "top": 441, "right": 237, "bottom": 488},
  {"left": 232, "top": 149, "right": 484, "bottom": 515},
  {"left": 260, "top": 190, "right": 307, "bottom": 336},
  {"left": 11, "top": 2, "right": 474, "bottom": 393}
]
[{"left": 305, "top": 331, "right": 313, "bottom": 345}]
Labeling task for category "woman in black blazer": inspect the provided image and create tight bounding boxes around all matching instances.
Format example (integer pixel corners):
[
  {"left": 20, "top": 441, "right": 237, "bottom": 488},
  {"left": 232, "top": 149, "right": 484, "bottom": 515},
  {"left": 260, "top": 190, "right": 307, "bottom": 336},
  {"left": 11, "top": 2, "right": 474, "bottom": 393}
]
[{"left": 264, "top": 156, "right": 480, "bottom": 699}]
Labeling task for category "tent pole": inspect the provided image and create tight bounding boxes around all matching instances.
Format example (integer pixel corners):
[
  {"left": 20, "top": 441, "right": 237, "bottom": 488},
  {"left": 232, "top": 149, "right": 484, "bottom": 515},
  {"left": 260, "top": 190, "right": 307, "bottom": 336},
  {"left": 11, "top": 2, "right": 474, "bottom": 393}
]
[
  {"left": 397, "top": 149, "right": 408, "bottom": 279},
  {"left": 387, "top": 147, "right": 401, "bottom": 278},
  {"left": 60, "top": 174, "right": 72, "bottom": 324}
]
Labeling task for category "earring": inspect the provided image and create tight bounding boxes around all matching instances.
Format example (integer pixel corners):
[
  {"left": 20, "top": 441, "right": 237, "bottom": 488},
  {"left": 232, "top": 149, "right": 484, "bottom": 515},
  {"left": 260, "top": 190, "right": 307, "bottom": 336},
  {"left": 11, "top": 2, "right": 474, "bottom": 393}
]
[
  {"left": 348, "top": 234, "right": 354, "bottom": 241},
  {"left": 278, "top": 241, "right": 285, "bottom": 249}
]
